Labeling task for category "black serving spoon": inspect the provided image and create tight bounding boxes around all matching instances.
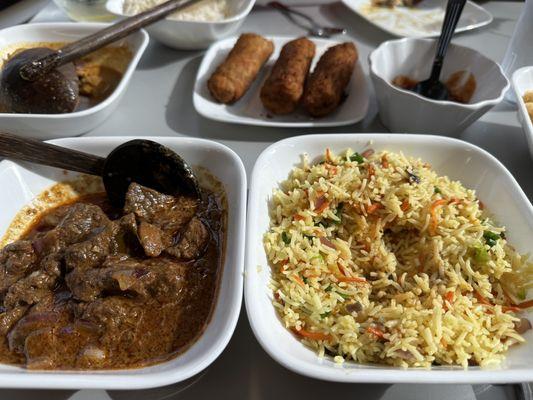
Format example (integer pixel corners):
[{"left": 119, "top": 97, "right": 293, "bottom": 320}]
[
  {"left": 413, "top": 0, "right": 466, "bottom": 101},
  {"left": 0, "top": 0, "right": 200, "bottom": 114},
  {"left": 0, "top": 133, "right": 201, "bottom": 207}
]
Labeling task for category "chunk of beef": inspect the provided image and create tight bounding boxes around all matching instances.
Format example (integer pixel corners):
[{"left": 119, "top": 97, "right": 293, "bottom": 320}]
[
  {"left": 32, "top": 203, "right": 110, "bottom": 255},
  {"left": 66, "top": 256, "right": 188, "bottom": 302},
  {"left": 81, "top": 296, "right": 180, "bottom": 365},
  {"left": 0, "top": 241, "right": 37, "bottom": 296},
  {"left": 7, "top": 305, "right": 70, "bottom": 354},
  {"left": 3, "top": 271, "right": 57, "bottom": 309},
  {"left": 137, "top": 221, "right": 168, "bottom": 257},
  {"left": 0, "top": 306, "right": 28, "bottom": 336},
  {"left": 165, "top": 217, "right": 209, "bottom": 261},
  {"left": 24, "top": 320, "right": 101, "bottom": 369},
  {"left": 64, "top": 214, "right": 139, "bottom": 271},
  {"left": 124, "top": 183, "right": 198, "bottom": 234}
]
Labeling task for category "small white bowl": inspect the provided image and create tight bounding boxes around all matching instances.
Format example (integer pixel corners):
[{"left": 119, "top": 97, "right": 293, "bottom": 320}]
[
  {"left": 511, "top": 66, "right": 533, "bottom": 159},
  {"left": 106, "top": 0, "right": 255, "bottom": 50},
  {"left": 246, "top": 133, "right": 533, "bottom": 384},
  {"left": 0, "top": 136, "right": 247, "bottom": 389},
  {"left": 369, "top": 38, "right": 509, "bottom": 135},
  {"left": 0, "top": 23, "right": 149, "bottom": 140}
]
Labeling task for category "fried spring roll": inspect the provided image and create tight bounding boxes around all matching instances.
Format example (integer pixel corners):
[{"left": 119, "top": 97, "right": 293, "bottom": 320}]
[
  {"left": 260, "top": 37, "right": 316, "bottom": 115},
  {"left": 303, "top": 42, "right": 358, "bottom": 118},
  {"left": 207, "top": 33, "right": 274, "bottom": 104}
]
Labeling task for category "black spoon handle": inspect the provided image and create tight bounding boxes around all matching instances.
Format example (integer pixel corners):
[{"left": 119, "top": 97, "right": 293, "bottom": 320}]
[
  {"left": 0, "top": 133, "right": 105, "bottom": 175},
  {"left": 428, "top": 0, "right": 467, "bottom": 82},
  {"left": 19, "top": 0, "right": 199, "bottom": 81}
]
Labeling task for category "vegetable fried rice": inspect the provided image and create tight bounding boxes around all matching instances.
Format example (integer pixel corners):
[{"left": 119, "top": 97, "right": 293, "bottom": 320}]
[{"left": 264, "top": 148, "right": 533, "bottom": 368}]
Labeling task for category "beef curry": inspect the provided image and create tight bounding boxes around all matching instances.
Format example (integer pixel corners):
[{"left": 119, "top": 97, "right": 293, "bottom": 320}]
[{"left": 0, "top": 182, "right": 225, "bottom": 370}]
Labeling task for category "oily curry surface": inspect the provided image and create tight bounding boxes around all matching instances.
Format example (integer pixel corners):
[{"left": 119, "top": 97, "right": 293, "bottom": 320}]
[{"left": 0, "top": 182, "right": 226, "bottom": 370}]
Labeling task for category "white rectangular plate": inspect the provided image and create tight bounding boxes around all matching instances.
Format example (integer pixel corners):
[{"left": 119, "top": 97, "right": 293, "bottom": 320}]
[
  {"left": 245, "top": 133, "right": 533, "bottom": 384},
  {"left": 341, "top": 0, "right": 493, "bottom": 38},
  {"left": 0, "top": 136, "right": 246, "bottom": 389},
  {"left": 193, "top": 36, "right": 369, "bottom": 128}
]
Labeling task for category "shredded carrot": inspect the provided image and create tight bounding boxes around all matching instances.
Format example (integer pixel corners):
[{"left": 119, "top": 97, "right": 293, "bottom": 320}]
[
  {"left": 362, "top": 149, "right": 375, "bottom": 158},
  {"left": 418, "top": 254, "right": 425, "bottom": 273},
  {"left": 503, "top": 305, "right": 521, "bottom": 313},
  {"left": 381, "top": 154, "right": 389, "bottom": 168},
  {"left": 363, "top": 242, "right": 371, "bottom": 252},
  {"left": 294, "top": 214, "right": 306, "bottom": 221},
  {"left": 445, "top": 291, "right": 455, "bottom": 303},
  {"left": 366, "top": 326, "right": 385, "bottom": 339},
  {"left": 366, "top": 202, "right": 382, "bottom": 214},
  {"left": 325, "top": 148, "right": 333, "bottom": 163},
  {"left": 315, "top": 196, "right": 330, "bottom": 213},
  {"left": 325, "top": 164, "right": 338, "bottom": 175},
  {"left": 337, "top": 276, "right": 368, "bottom": 283},
  {"left": 367, "top": 164, "right": 375, "bottom": 178},
  {"left": 474, "top": 290, "right": 491, "bottom": 306},
  {"left": 400, "top": 199, "right": 410, "bottom": 212},
  {"left": 338, "top": 264, "right": 347, "bottom": 276},
  {"left": 448, "top": 198, "right": 461, "bottom": 206},
  {"left": 429, "top": 199, "right": 448, "bottom": 235},
  {"left": 441, "top": 338, "right": 448, "bottom": 347},
  {"left": 517, "top": 299, "right": 533, "bottom": 309},
  {"left": 293, "top": 275, "right": 305, "bottom": 287},
  {"left": 294, "top": 328, "right": 333, "bottom": 341}
]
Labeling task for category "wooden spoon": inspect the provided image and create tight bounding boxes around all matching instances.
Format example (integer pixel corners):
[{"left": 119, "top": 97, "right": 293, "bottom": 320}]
[
  {"left": 0, "top": 0, "right": 200, "bottom": 114},
  {"left": 0, "top": 132, "right": 201, "bottom": 206}
]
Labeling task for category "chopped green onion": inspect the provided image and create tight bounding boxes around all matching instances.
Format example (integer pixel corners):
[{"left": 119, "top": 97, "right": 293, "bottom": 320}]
[
  {"left": 332, "top": 203, "right": 344, "bottom": 224},
  {"left": 518, "top": 289, "right": 527, "bottom": 301},
  {"left": 320, "top": 311, "right": 331, "bottom": 319},
  {"left": 349, "top": 153, "right": 364, "bottom": 164},
  {"left": 338, "top": 292, "right": 350, "bottom": 299},
  {"left": 325, "top": 285, "right": 333, "bottom": 292},
  {"left": 281, "top": 232, "right": 291, "bottom": 245},
  {"left": 304, "top": 234, "right": 314, "bottom": 241},
  {"left": 434, "top": 187, "right": 441, "bottom": 194},
  {"left": 483, "top": 231, "right": 500, "bottom": 247},
  {"left": 303, "top": 277, "right": 308, "bottom": 284}
]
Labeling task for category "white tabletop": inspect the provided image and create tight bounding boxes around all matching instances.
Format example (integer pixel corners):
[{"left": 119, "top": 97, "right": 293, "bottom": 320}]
[{"left": 3, "top": 1, "right": 531, "bottom": 399}]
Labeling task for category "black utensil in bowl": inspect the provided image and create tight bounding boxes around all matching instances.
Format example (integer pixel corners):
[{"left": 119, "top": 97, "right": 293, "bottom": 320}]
[
  {"left": 413, "top": 0, "right": 467, "bottom": 101},
  {"left": 0, "top": 0, "right": 200, "bottom": 114},
  {"left": 0, "top": 133, "right": 201, "bottom": 206}
]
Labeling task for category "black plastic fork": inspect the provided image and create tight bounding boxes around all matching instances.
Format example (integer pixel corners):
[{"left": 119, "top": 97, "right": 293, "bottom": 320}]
[{"left": 413, "top": 0, "right": 467, "bottom": 100}]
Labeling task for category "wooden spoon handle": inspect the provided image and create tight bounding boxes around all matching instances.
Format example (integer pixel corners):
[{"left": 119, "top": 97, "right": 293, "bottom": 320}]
[
  {"left": 19, "top": 0, "right": 199, "bottom": 81},
  {"left": 0, "top": 133, "right": 105, "bottom": 175}
]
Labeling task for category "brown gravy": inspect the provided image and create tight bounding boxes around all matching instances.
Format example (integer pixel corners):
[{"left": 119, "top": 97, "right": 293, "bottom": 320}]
[{"left": 0, "top": 184, "right": 226, "bottom": 370}]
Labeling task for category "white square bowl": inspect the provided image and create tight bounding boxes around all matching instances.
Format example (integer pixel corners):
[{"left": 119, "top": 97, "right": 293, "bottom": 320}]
[
  {"left": 369, "top": 38, "right": 509, "bottom": 135},
  {"left": 0, "top": 136, "right": 246, "bottom": 390},
  {"left": 0, "top": 23, "right": 149, "bottom": 140},
  {"left": 245, "top": 133, "right": 533, "bottom": 384},
  {"left": 512, "top": 66, "right": 533, "bottom": 160}
]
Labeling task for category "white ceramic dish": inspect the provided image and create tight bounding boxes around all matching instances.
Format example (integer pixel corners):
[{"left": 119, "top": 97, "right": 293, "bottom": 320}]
[
  {"left": 369, "top": 38, "right": 509, "bottom": 135},
  {"left": 106, "top": 0, "right": 254, "bottom": 50},
  {"left": 341, "top": 0, "right": 492, "bottom": 38},
  {"left": 245, "top": 133, "right": 533, "bottom": 383},
  {"left": 0, "top": 0, "right": 49, "bottom": 29},
  {"left": 512, "top": 66, "right": 533, "bottom": 160},
  {"left": 0, "top": 23, "right": 148, "bottom": 140},
  {"left": 194, "top": 36, "right": 369, "bottom": 128},
  {"left": 0, "top": 136, "right": 247, "bottom": 389}
]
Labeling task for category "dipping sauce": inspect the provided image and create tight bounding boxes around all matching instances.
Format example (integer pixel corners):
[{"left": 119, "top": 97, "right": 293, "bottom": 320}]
[
  {"left": 0, "top": 42, "right": 132, "bottom": 113},
  {"left": 393, "top": 70, "right": 477, "bottom": 104}
]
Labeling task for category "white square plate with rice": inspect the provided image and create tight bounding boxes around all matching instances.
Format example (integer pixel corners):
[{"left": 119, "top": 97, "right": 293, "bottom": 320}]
[{"left": 245, "top": 133, "right": 533, "bottom": 383}]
